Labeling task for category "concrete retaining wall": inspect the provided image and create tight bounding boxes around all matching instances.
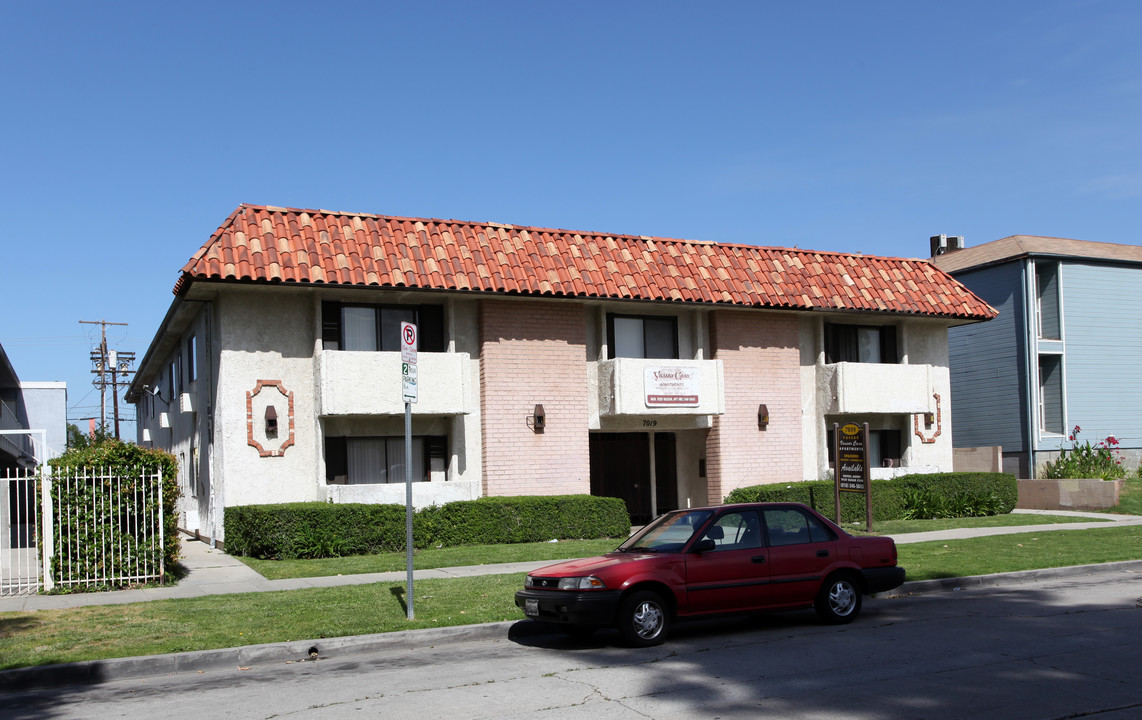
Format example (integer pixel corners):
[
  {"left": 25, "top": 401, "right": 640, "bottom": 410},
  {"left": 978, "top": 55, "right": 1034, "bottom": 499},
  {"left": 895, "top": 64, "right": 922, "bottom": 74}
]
[{"left": 1017, "top": 478, "right": 1124, "bottom": 511}]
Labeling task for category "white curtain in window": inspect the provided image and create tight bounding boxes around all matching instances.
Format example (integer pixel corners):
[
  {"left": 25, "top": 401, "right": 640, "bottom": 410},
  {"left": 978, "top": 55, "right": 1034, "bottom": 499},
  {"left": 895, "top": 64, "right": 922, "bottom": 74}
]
[
  {"left": 857, "top": 327, "right": 881, "bottom": 363},
  {"left": 347, "top": 438, "right": 387, "bottom": 484},
  {"left": 342, "top": 307, "right": 378, "bottom": 351},
  {"left": 613, "top": 317, "right": 644, "bottom": 358},
  {"left": 385, "top": 437, "right": 424, "bottom": 483}
]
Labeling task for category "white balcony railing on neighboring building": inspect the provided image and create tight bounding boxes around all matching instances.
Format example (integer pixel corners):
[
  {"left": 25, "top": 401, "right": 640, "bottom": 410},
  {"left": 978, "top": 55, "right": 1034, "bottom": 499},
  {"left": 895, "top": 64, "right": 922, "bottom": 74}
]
[
  {"left": 597, "top": 358, "right": 724, "bottom": 417},
  {"left": 318, "top": 351, "right": 471, "bottom": 416},
  {"left": 823, "top": 362, "right": 945, "bottom": 415}
]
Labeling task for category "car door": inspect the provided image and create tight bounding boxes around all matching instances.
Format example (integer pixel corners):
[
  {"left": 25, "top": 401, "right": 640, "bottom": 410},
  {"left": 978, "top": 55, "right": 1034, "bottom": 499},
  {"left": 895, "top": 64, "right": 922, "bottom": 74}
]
[
  {"left": 683, "top": 510, "right": 769, "bottom": 614},
  {"left": 761, "top": 507, "right": 838, "bottom": 608}
]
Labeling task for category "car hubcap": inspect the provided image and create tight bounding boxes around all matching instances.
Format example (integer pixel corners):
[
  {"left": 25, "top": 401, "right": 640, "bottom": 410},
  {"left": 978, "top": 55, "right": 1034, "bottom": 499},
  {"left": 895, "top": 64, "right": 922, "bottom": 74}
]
[
  {"left": 632, "top": 601, "right": 663, "bottom": 639},
  {"left": 830, "top": 582, "right": 856, "bottom": 616}
]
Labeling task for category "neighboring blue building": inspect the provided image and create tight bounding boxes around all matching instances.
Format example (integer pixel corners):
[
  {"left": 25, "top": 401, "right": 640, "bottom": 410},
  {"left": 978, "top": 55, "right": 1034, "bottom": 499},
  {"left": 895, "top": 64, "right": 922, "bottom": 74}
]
[
  {"left": 0, "top": 342, "right": 67, "bottom": 470},
  {"left": 931, "top": 235, "right": 1142, "bottom": 477}
]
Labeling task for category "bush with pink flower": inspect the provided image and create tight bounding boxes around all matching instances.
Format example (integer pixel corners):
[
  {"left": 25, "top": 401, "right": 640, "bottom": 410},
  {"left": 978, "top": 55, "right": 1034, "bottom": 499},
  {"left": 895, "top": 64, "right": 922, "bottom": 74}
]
[{"left": 1043, "top": 425, "right": 1126, "bottom": 480}]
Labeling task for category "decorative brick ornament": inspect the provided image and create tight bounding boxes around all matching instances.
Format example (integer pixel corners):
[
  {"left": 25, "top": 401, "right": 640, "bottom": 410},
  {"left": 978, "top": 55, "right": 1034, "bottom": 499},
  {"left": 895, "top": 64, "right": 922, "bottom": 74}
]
[{"left": 247, "top": 380, "right": 295, "bottom": 457}]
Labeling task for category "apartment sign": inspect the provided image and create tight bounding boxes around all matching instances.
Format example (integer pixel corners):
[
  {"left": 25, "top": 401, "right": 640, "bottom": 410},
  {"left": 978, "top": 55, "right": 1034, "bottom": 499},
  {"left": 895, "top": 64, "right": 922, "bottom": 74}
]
[
  {"left": 645, "top": 366, "right": 699, "bottom": 407},
  {"left": 836, "top": 422, "right": 868, "bottom": 493}
]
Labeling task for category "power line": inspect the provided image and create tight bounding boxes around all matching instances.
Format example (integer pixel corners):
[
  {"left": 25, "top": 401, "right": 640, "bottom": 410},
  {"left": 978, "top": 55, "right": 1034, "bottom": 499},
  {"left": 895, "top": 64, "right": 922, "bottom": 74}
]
[{"left": 79, "top": 320, "right": 135, "bottom": 440}]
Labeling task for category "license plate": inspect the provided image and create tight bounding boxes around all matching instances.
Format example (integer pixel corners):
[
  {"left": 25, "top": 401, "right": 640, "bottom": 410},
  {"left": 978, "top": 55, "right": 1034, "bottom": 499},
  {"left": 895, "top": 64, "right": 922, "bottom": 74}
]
[{"left": 525, "top": 598, "right": 539, "bottom": 617}]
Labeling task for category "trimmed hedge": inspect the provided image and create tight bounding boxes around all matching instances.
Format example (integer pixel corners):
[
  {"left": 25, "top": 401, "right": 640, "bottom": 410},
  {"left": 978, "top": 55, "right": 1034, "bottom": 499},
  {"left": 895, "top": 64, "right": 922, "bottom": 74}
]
[
  {"left": 224, "top": 494, "right": 631, "bottom": 559},
  {"left": 724, "top": 472, "right": 1017, "bottom": 525}
]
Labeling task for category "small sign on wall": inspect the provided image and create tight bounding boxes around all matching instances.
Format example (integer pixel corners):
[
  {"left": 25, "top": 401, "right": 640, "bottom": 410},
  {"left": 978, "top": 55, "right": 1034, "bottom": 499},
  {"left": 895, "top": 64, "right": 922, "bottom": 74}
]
[{"left": 644, "top": 366, "right": 699, "bottom": 407}]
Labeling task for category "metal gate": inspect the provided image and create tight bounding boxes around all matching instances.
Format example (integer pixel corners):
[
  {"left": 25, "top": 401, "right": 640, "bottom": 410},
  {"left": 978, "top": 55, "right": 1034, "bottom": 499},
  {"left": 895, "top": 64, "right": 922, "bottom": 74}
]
[
  {"left": 0, "top": 466, "right": 165, "bottom": 596},
  {"left": 0, "top": 468, "right": 41, "bottom": 596}
]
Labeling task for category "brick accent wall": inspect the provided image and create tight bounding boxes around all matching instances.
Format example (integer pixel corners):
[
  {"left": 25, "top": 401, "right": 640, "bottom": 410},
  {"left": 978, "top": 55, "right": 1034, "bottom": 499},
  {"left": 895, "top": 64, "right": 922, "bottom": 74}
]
[
  {"left": 706, "top": 310, "right": 802, "bottom": 503},
  {"left": 478, "top": 300, "right": 591, "bottom": 496}
]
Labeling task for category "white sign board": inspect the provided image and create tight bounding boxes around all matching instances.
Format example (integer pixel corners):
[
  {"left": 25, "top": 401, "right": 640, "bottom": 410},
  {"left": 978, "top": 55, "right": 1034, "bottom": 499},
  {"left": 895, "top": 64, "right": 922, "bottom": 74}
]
[
  {"left": 644, "top": 366, "right": 700, "bottom": 407},
  {"left": 401, "top": 322, "right": 418, "bottom": 364},
  {"left": 402, "top": 362, "right": 418, "bottom": 403}
]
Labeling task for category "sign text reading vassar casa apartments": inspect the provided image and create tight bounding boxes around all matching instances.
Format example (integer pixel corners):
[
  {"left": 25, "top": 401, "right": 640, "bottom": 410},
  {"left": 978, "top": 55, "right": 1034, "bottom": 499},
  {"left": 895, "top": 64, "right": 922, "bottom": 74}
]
[{"left": 644, "top": 367, "right": 699, "bottom": 407}]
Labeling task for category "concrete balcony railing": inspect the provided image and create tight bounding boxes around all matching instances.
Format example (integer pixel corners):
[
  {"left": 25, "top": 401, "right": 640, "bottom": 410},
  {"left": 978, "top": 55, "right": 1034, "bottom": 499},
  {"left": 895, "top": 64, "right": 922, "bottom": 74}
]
[
  {"left": 822, "top": 362, "right": 945, "bottom": 415},
  {"left": 597, "top": 358, "right": 724, "bottom": 417},
  {"left": 319, "top": 351, "right": 471, "bottom": 416}
]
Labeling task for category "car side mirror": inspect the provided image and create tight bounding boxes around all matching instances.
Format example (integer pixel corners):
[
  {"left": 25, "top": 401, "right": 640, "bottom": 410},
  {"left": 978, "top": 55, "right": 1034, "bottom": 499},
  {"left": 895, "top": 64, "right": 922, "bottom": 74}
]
[{"left": 693, "top": 538, "right": 716, "bottom": 553}]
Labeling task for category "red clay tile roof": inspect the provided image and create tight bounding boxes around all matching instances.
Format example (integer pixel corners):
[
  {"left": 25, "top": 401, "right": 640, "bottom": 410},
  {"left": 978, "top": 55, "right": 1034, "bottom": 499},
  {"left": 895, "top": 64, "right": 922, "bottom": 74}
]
[{"left": 176, "top": 204, "right": 997, "bottom": 320}]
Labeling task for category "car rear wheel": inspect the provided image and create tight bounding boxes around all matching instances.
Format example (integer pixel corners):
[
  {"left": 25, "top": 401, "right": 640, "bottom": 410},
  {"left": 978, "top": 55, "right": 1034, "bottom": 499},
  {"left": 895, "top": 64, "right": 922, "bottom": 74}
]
[
  {"left": 618, "top": 590, "right": 670, "bottom": 647},
  {"left": 815, "top": 574, "right": 862, "bottom": 624}
]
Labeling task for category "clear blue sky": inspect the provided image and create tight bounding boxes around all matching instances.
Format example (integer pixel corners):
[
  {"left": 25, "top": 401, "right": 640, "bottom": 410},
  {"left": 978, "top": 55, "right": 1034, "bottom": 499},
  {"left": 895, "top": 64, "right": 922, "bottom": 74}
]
[{"left": 3, "top": 1, "right": 1140, "bottom": 440}]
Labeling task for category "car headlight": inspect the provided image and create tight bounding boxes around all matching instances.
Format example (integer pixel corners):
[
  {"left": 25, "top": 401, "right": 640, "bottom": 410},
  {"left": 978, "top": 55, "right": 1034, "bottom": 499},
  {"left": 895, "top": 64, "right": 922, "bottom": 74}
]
[{"left": 557, "top": 576, "right": 606, "bottom": 591}]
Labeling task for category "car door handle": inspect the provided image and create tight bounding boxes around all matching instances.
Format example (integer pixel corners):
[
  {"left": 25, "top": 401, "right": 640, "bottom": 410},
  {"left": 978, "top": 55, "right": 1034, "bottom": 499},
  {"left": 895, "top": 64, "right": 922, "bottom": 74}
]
[
  {"left": 751, "top": 556, "right": 766, "bottom": 564},
  {"left": 816, "top": 550, "right": 829, "bottom": 558}
]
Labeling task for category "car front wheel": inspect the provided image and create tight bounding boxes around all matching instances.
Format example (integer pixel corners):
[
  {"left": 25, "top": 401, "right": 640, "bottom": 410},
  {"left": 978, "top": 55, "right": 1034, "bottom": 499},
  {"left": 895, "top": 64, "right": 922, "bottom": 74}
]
[
  {"left": 618, "top": 590, "right": 670, "bottom": 647},
  {"left": 815, "top": 574, "right": 862, "bottom": 624}
]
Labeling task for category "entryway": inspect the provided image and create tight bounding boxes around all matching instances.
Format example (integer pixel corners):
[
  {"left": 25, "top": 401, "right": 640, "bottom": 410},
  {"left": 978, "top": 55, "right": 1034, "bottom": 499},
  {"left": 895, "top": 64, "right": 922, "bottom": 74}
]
[{"left": 589, "top": 432, "right": 678, "bottom": 525}]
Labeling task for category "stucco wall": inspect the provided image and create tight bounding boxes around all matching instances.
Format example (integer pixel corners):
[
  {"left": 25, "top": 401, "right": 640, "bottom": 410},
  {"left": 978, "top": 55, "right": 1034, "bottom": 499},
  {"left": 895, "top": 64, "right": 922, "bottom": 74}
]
[
  {"left": 214, "top": 290, "right": 320, "bottom": 510},
  {"left": 706, "top": 309, "right": 802, "bottom": 502},
  {"left": 479, "top": 299, "right": 591, "bottom": 496}
]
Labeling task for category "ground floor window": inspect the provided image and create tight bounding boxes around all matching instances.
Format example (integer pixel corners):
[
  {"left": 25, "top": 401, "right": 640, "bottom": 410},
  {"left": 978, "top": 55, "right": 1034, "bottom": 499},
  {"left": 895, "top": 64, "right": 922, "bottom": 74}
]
[
  {"left": 325, "top": 435, "right": 446, "bottom": 484},
  {"left": 827, "top": 425, "right": 902, "bottom": 468}
]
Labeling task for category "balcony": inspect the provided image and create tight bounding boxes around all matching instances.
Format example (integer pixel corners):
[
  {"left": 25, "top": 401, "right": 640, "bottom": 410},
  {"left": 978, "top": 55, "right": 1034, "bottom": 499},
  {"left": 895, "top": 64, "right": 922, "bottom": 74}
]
[
  {"left": 319, "top": 351, "right": 471, "bottom": 416},
  {"left": 822, "top": 362, "right": 944, "bottom": 415},
  {"left": 597, "top": 358, "right": 724, "bottom": 417}
]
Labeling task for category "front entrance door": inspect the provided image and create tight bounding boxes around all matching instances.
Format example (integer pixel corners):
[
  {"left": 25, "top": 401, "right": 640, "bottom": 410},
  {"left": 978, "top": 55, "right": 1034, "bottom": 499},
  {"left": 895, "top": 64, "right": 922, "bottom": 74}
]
[{"left": 589, "top": 432, "right": 677, "bottom": 525}]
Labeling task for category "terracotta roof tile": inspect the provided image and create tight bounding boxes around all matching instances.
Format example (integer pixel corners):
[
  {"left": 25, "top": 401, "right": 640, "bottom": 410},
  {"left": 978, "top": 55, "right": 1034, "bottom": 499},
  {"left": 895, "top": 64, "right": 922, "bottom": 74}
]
[{"left": 174, "top": 204, "right": 997, "bottom": 321}]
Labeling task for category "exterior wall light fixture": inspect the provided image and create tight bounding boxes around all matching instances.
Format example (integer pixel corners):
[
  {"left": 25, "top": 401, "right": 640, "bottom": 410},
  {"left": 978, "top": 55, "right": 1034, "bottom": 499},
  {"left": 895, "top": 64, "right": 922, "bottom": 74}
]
[
  {"left": 758, "top": 404, "right": 770, "bottom": 430},
  {"left": 532, "top": 404, "right": 546, "bottom": 433}
]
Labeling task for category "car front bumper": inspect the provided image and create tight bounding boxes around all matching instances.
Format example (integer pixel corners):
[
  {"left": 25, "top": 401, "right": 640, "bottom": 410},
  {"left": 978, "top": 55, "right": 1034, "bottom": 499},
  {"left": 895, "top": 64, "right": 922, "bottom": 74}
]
[
  {"left": 863, "top": 566, "right": 907, "bottom": 594},
  {"left": 514, "top": 588, "right": 623, "bottom": 626}
]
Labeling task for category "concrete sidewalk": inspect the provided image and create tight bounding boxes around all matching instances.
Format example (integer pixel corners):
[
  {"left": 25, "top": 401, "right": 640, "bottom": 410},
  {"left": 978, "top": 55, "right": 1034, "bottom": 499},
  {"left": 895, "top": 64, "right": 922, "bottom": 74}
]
[{"left": 2, "top": 508, "right": 1139, "bottom": 614}]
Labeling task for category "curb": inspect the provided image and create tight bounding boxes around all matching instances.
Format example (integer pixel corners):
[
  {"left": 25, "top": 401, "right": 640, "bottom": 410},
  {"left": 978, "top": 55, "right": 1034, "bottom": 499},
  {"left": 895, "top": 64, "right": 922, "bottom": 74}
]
[{"left": 5, "top": 560, "right": 1142, "bottom": 692}]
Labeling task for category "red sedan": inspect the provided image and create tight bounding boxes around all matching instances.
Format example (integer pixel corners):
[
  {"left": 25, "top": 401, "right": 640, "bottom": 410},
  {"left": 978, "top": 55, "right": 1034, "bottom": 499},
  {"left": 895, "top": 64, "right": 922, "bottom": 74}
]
[{"left": 515, "top": 502, "right": 905, "bottom": 646}]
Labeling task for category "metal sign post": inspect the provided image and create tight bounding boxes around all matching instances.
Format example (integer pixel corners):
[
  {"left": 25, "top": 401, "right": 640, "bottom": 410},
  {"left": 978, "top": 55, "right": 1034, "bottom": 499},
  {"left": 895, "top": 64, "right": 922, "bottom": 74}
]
[{"left": 401, "top": 322, "right": 418, "bottom": 620}]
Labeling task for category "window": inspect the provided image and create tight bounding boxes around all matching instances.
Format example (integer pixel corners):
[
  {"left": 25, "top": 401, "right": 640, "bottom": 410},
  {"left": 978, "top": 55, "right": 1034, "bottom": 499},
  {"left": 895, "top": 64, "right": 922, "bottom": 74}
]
[
  {"left": 825, "top": 323, "right": 898, "bottom": 364},
  {"left": 607, "top": 314, "right": 678, "bottom": 359},
  {"left": 322, "top": 303, "right": 444, "bottom": 352},
  {"left": 763, "top": 508, "right": 834, "bottom": 546},
  {"left": 1039, "top": 355, "right": 1064, "bottom": 434},
  {"left": 167, "top": 356, "right": 180, "bottom": 399},
  {"left": 325, "top": 435, "right": 447, "bottom": 484},
  {"left": 827, "top": 427, "right": 902, "bottom": 468},
  {"left": 185, "top": 335, "right": 197, "bottom": 383},
  {"left": 1036, "top": 262, "right": 1061, "bottom": 340},
  {"left": 700, "top": 511, "right": 762, "bottom": 551}
]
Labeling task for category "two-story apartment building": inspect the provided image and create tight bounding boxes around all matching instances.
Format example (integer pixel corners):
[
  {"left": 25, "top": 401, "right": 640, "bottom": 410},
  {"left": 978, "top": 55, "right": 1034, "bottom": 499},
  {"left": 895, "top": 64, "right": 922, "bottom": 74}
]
[
  {"left": 127, "top": 205, "right": 995, "bottom": 542},
  {"left": 932, "top": 234, "right": 1142, "bottom": 477}
]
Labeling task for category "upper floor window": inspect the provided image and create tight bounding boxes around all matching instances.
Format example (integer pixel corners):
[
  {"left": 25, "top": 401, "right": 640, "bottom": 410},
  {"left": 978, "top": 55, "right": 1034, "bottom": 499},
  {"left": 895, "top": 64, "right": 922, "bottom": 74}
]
[
  {"left": 322, "top": 302, "right": 444, "bottom": 352},
  {"left": 167, "top": 355, "right": 180, "bottom": 399},
  {"left": 607, "top": 314, "right": 678, "bottom": 359},
  {"left": 825, "top": 323, "right": 898, "bottom": 364},
  {"left": 185, "top": 335, "right": 197, "bottom": 384},
  {"left": 1035, "top": 262, "right": 1061, "bottom": 340}
]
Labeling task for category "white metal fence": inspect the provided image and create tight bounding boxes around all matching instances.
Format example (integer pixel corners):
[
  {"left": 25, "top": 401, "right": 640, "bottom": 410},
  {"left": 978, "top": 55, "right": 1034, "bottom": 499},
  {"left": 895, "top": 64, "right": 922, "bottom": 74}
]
[
  {"left": 0, "top": 469, "right": 40, "bottom": 596},
  {"left": 0, "top": 467, "right": 165, "bottom": 596}
]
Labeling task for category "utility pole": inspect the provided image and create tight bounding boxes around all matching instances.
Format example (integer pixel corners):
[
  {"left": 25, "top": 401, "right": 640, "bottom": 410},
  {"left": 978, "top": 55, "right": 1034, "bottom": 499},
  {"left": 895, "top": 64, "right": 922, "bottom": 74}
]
[{"left": 80, "top": 320, "right": 135, "bottom": 440}]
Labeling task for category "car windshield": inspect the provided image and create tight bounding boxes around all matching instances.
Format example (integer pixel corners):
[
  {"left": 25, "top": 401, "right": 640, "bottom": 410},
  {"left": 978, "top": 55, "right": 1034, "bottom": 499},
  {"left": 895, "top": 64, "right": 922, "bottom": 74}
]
[{"left": 618, "top": 509, "right": 714, "bottom": 553}]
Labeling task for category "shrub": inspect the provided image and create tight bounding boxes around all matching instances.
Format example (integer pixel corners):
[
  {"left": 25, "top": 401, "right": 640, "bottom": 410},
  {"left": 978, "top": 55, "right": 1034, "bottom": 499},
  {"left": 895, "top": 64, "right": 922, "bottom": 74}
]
[
  {"left": 47, "top": 439, "right": 181, "bottom": 587},
  {"left": 225, "top": 494, "right": 631, "bottom": 559},
  {"left": 725, "top": 472, "right": 1016, "bottom": 524},
  {"left": 1043, "top": 425, "right": 1126, "bottom": 481}
]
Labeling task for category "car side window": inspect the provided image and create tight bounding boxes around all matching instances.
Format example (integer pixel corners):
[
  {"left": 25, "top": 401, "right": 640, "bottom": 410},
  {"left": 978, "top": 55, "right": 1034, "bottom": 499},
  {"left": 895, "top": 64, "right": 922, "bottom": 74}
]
[
  {"left": 763, "top": 508, "right": 834, "bottom": 546},
  {"left": 701, "top": 511, "right": 762, "bottom": 551}
]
